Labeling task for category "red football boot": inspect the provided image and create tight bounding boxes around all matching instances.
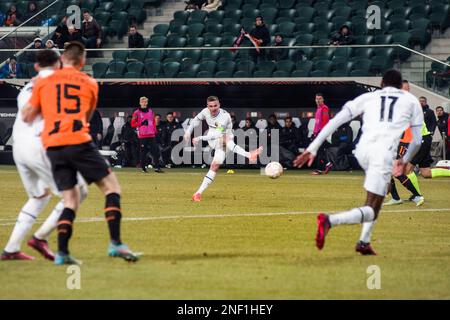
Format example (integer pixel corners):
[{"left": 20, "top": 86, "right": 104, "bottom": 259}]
[
  {"left": 315, "top": 213, "right": 331, "bottom": 250},
  {"left": 192, "top": 193, "right": 202, "bottom": 202},
  {"left": 1, "top": 251, "right": 35, "bottom": 261},
  {"left": 28, "top": 236, "right": 55, "bottom": 261},
  {"left": 355, "top": 241, "right": 377, "bottom": 255}
]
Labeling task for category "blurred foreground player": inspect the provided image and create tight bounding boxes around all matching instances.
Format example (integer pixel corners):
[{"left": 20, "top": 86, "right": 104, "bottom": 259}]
[
  {"left": 2, "top": 50, "right": 88, "bottom": 261},
  {"left": 294, "top": 70, "right": 423, "bottom": 255},
  {"left": 22, "top": 42, "right": 139, "bottom": 265}
]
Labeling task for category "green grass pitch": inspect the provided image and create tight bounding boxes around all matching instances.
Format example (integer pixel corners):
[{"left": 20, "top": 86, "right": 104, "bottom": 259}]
[{"left": 0, "top": 165, "right": 449, "bottom": 299}]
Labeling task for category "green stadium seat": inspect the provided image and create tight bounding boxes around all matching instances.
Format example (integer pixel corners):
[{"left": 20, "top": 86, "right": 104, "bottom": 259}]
[
  {"left": 153, "top": 24, "right": 170, "bottom": 37},
  {"left": 354, "top": 35, "right": 373, "bottom": 45},
  {"left": 81, "top": 0, "right": 98, "bottom": 12},
  {"left": 145, "top": 61, "right": 162, "bottom": 77},
  {"left": 314, "top": 10, "right": 335, "bottom": 23},
  {"left": 167, "top": 36, "right": 187, "bottom": 48},
  {"left": 224, "top": 9, "right": 242, "bottom": 23},
  {"left": 27, "top": 63, "right": 37, "bottom": 78},
  {"left": 350, "top": 70, "right": 371, "bottom": 76},
  {"left": 197, "top": 71, "right": 214, "bottom": 77},
  {"left": 296, "top": 6, "right": 315, "bottom": 22},
  {"left": 106, "top": 61, "right": 126, "bottom": 77},
  {"left": 313, "top": 60, "right": 332, "bottom": 74},
  {"left": 314, "top": 2, "right": 330, "bottom": 12},
  {"left": 242, "top": 8, "right": 260, "bottom": 19},
  {"left": 111, "top": 11, "right": 128, "bottom": 21},
  {"left": 187, "top": 37, "right": 204, "bottom": 47},
  {"left": 392, "top": 32, "right": 412, "bottom": 48},
  {"left": 207, "top": 10, "right": 225, "bottom": 23},
  {"left": 218, "top": 50, "right": 237, "bottom": 62},
  {"left": 350, "top": 48, "right": 373, "bottom": 61},
  {"left": 165, "top": 50, "right": 185, "bottom": 62},
  {"left": 124, "top": 61, "right": 144, "bottom": 78},
  {"left": 253, "top": 70, "right": 273, "bottom": 77},
  {"left": 350, "top": 58, "right": 372, "bottom": 74},
  {"left": 205, "top": 23, "right": 223, "bottom": 35},
  {"left": 225, "top": 0, "right": 243, "bottom": 9},
  {"left": 272, "top": 70, "right": 290, "bottom": 77},
  {"left": 177, "top": 70, "right": 197, "bottom": 78},
  {"left": 198, "top": 60, "right": 217, "bottom": 73},
  {"left": 276, "top": 60, "right": 295, "bottom": 73},
  {"left": 295, "top": 34, "right": 314, "bottom": 45},
  {"left": 312, "top": 48, "right": 334, "bottom": 61},
  {"left": 233, "top": 70, "right": 252, "bottom": 77},
  {"left": 173, "top": 10, "right": 190, "bottom": 24},
  {"left": 130, "top": 0, "right": 145, "bottom": 8},
  {"left": 128, "top": 50, "right": 147, "bottom": 61},
  {"left": 187, "top": 23, "right": 205, "bottom": 38},
  {"left": 388, "top": 0, "right": 406, "bottom": 10},
  {"left": 113, "top": 0, "right": 130, "bottom": 11},
  {"left": 204, "top": 35, "right": 222, "bottom": 47},
  {"left": 429, "top": 11, "right": 450, "bottom": 33},
  {"left": 201, "top": 49, "right": 221, "bottom": 61},
  {"left": 221, "top": 35, "right": 236, "bottom": 47},
  {"left": 217, "top": 61, "right": 236, "bottom": 73},
  {"left": 93, "top": 62, "right": 108, "bottom": 78},
  {"left": 236, "top": 60, "right": 255, "bottom": 73},
  {"left": 145, "top": 50, "right": 164, "bottom": 61},
  {"left": 95, "top": 12, "right": 111, "bottom": 25},
  {"left": 314, "top": 22, "right": 333, "bottom": 35},
  {"left": 112, "top": 50, "right": 128, "bottom": 61},
  {"left": 95, "top": 2, "right": 114, "bottom": 14},
  {"left": 162, "top": 61, "right": 180, "bottom": 77},
  {"left": 108, "top": 19, "right": 128, "bottom": 39},
  {"left": 370, "top": 55, "right": 394, "bottom": 74},
  {"left": 188, "top": 10, "right": 208, "bottom": 24},
  {"left": 295, "top": 23, "right": 315, "bottom": 34},
  {"left": 374, "top": 34, "right": 392, "bottom": 44},
  {"left": 277, "top": 22, "right": 296, "bottom": 37},
  {"left": 170, "top": 25, "right": 189, "bottom": 37},
  {"left": 310, "top": 70, "right": 329, "bottom": 77},
  {"left": 256, "top": 60, "right": 276, "bottom": 73},
  {"left": 279, "top": 0, "right": 296, "bottom": 10},
  {"left": 389, "top": 20, "right": 410, "bottom": 33},
  {"left": 128, "top": 8, "right": 146, "bottom": 24},
  {"left": 215, "top": 71, "right": 233, "bottom": 77},
  {"left": 149, "top": 35, "right": 167, "bottom": 47}
]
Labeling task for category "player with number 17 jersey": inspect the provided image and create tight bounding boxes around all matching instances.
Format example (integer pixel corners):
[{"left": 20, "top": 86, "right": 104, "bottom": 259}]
[{"left": 28, "top": 65, "right": 98, "bottom": 149}]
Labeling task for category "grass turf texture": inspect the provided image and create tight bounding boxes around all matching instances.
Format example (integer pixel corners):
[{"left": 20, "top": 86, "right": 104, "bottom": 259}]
[{"left": 0, "top": 165, "right": 449, "bottom": 299}]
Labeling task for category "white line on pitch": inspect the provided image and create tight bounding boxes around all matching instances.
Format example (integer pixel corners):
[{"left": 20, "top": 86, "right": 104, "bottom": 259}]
[{"left": 0, "top": 208, "right": 449, "bottom": 227}]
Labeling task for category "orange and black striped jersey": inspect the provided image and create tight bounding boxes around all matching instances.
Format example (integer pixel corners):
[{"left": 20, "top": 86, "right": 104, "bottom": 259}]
[{"left": 29, "top": 66, "right": 98, "bottom": 148}]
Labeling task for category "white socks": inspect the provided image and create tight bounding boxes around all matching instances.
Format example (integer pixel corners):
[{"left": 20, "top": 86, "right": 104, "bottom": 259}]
[
  {"left": 196, "top": 170, "right": 217, "bottom": 194},
  {"left": 359, "top": 221, "right": 376, "bottom": 243},
  {"left": 227, "top": 141, "right": 250, "bottom": 159},
  {"left": 4, "top": 196, "right": 50, "bottom": 253},
  {"left": 329, "top": 206, "right": 375, "bottom": 227},
  {"left": 33, "top": 199, "right": 64, "bottom": 241}
]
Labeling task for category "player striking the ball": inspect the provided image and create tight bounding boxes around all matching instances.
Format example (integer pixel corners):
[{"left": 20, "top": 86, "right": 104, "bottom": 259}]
[
  {"left": 294, "top": 70, "right": 423, "bottom": 255},
  {"left": 184, "top": 96, "right": 263, "bottom": 202}
]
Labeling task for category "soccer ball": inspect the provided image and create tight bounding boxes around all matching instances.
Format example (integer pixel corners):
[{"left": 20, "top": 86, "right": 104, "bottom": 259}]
[{"left": 265, "top": 162, "right": 283, "bottom": 179}]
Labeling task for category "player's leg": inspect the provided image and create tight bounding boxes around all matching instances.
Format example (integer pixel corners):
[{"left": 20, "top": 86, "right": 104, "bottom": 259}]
[
  {"left": 139, "top": 138, "right": 149, "bottom": 173},
  {"left": 95, "top": 173, "right": 138, "bottom": 262},
  {"left": 384, "top": 178, "right": 403, "bottom": 205},
  {"left": 2, "top": 160, "right": 51, "bottom": 260},
  {"left": 149, "top": 137, "right": 163, "bottom": 172},
  {"left": 225, "top": 139, "right": 263, "bottom": 163},
  {"left": 192, "top": 148, "right": 224, "bottom": 201}
]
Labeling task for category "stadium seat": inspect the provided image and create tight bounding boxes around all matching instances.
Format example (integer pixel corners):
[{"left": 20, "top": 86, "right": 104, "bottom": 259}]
[
  {"left": 173, "top": 10, "right": 190, "bottom": 24},
  {"left": 112, "top": 50, "right": 128, "bottom": 61},
  {"left": 187, "top": 23, "right": 205, "bottom": 38},
  {"left": 201, "top": 49, "right": 221, "bottom": 62},
  {"left": 253, "top": 70, "right": 273, "bottom": 77},
  {"left": 93, "top": 62, "right": 108, "bottom": 78},
  {"left": 294, "top": 60, "right": 313, "bottom": 76},
  {"left": 233, "top": 70, "right": 252, "bottom": 77},
  {"left": 153, "top": 24, "right": 170, "bottom": 36},
  {"left": 256, "top": 60, "right": 276, "bottom": 73},
  {"left": 124, "top": 61, "right": 144, "bottom": 78},
  {"left": 167, "top": 36, "right": 187, "bottom": 48},
  {"left": 162, "top": 61, "right": 180, "bottom": 77},
  {"left": 295, "top": 23, "right": 315, "bottom": 35},
  {"left": 272, "top": 70, "right": 290, "bottom": 77},
  {"left": 276, "top": 60, "right": 295, "bottom": 73},
  {"left": 145, "top": 49, "right": 164, "bottom": 62},
  {"left": 128, "top": 50, "right": 147, "bottom": 62},
  {"left": 204, "top": 35, "right": 222, "bottom": 47},
  {"left": 145, "top": 61, "right": 162, "bottom": 77},
  {"left": 215, "top": 71, "right": 233, "bottom": 77},
  {"left": 221, "top": 35, "right": 236, "bottom": 47},
  {"left": 295, "top": 34, "right": 314, "bottom": 46},
  {"left": 260, "top": 7, "right": 277, "bottom": 24},
  {"left": 187, "top": 37, "right": 205, "bottom": 47},
  {"left": 374, "top": 34, "right": 393, "bottom": 44},
  {"left": 217, "top": 60, "right": 236, "bottom": 73},
  {"left": 208, "top": 10, "right": 224, "bottom": 23},
  {"left": 313, "top": 48, "right": 334, "bottom": 61},
  {"left": 279, "top": 0, "right": 296, "bottom": 10},
  {"left": 149, "top": 35, "right": 167, "bottom": 47},
  {"left": 183, "top": 49, "right": 202, "bottom": 64},
  {"left": 350, "top": 58, "right": 372, "bottom": 74},
  {"left": 310, "top": 70, "right": 329, "bottom": 77},
  {"left": 236, "top": 60, "right": 255, "bottom": 73},
  {"left": 223, "top": 9, "right": 242, "bottom": 23},
  {"left": 277, "top": 22, "right": 296, "bottom": 37},
  {"left": 188, "top": 10, "right": 208, "bottom": 24},
  {"left": 218, "top": 50, "right": 237, "bottom": 62},
  {"left": 106, "top": 61, "right": 126, "bottom": 78},
  {"left": 350, "top": 48, "right": 373, "bottom": 61},
  {"left": 313, "top": 60, "right": 333, "bottom": 74},
  {"left": 205, "top": 23, "right": 223, "bottom": 36},
  {"left": 197, "top": 71, "right": 214, "bottom": 77},
  {"left": 113, "top": 0, "right": 130, "bottom": 11}
]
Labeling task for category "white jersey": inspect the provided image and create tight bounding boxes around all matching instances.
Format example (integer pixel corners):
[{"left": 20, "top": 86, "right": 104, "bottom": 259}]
[
  {"left": 344, "top": 87, "right": 423, "bottom": 150},
  {"left": 12, "top": 70, "right": 54, "bottom": 144},
  {"left": 187, "top": 108, "right": 233, "bottom": 148}
]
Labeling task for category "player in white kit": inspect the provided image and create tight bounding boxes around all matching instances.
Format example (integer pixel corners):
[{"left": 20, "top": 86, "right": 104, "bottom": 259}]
[
  {"left": 1, "top": 50, "right": 87, "bottom": 261},
  {"left": 294, "top": 70, "right": 424, "bottom": 255},
  {"left": 184, "top": 96, "right": 263, "bottom": 202}
]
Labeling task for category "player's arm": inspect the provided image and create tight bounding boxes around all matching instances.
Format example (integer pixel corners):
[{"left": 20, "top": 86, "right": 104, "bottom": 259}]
[
  {"left": 22, "top": 104, "right": 40, "bottom": 123},
  {"left": 22, "top": 80, "right": 42, "bottom": 123},
  {"left": 184, "top": 110, "right": 206, "bottom": 141},
  {"left": 294, "top": 103, "right": 357, "bottom": 167}
]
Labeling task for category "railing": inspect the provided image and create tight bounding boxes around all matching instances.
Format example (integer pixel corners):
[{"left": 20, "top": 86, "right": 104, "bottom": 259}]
[{"left": 0, "top": 44, "right": 449, "bottom": 97}]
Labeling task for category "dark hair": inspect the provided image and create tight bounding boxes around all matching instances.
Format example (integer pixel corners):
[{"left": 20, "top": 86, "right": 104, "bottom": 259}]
[
  {"left": 315, "top": 93, "right": 324, "bottom": 98},
  {"left": 166, "top": 112, "right": 173, "bottom": 116},
  {"left": 285, "top": 116, "right": 292, "bottom": 121},
  {"left": 207, "top": 96, "right": 219, "bottom": 103},
  {"left": 130, "top": 25, "right": 137, "bottom": 29},
  {"left": 419, "top": 96, "right": 427, "bottom": 101},
  {"left": 382, "top": 69, "right": 403, "bottom": 89},
  {"left": 9, "top": 56, "right": 17, "bottom": 61},
  {"left": 269, "top": 114, "right": 277, "bottom": 119},
  {"left": 82, "top": 9, "right": 90, "bottom": 14},
  {"left": 63, "top": 41, "right": 85, "bottom": 65},
  {"left": 155, "top": 113, "right": 161, "bottom": 117},
  {"left": 402, "top": 79, "right": 409, "bottom": 84},
  {"left": 35, "top": 49, "right": 60, "bottom": 67},
  {"left": 436, "top": 106, "right": 443, "bottom": 111}
]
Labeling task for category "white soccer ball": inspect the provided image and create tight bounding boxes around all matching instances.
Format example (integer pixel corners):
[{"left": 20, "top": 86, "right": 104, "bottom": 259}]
[{"left": 265, "top": 162, "right": 283, "bottom": 179}]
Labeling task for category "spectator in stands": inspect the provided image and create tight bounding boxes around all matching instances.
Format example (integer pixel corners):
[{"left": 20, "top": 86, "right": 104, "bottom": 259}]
[
  {"left": 25, "top": 37, "right": 42, "bottom": 63},
  {"left": 0, "top": 56, "right": 23, "bottom": 79},
  {"left": 297, "top": 118, "right": 310, "bottom": 148},
  {"left": 65, "top": 25, "right": 84, "bottom": 45},
  {"left": 81, "top": 10, "right": 102, "bottom": 57},
  {"left": 201, "top": 0, "right": 222, "bottom": 12},
  {"left": 326, "top": 122, "right": 353, "bottom": 171},
  {"left": 52, "top": 16, "right": 69, "bottom": 49},
  {"left": 128, "top": 25, "right": 144, "bottom": 48},
  {"left": 329, "top": 25, "right": 354, "bottom": 46},
  {"left": 161, "top": 112, "right": 182, "bottom": 167},
  {"left": 23, "top": 1, "right": 41, "bottom": 26},
  {"left": 185, "top": 0, "right": 206, "bottom": 10},
  {"left": 247, "top": 16, "right": 270, "bottom": 64},
  {"left": 89, "top": 109, "right": 103, "bottom": 149},
  {"left": 280, "top": 116, "right": 299, "bottom": 154},
  {"left": 242, "top": 117, "right": 259, "bottom": 151},
  {"left": 45, "top": 39, "right": 60, "bottom": 56},
  {"left": 268, "top": 34, "right": 288, "bottom": 62},
  {"left": 121, "top": 115, "right": 139, "bottom": 167},
  {"left": 230, "top": 114, "right": 240, "bottom": 130},
  {"left": 4, "top": 5, "right": 22, "bottom": 27},
  {"left": 131, "top": 96, "right": 163, "bottom": 173},
  {"left": 312, "top": 93, "right": 332, "bottom": 174},
  {"left": 419, "top": 96, "right": 437, "bottom": 136},
  {"left": 436, "top": 106, "right": 449, "bottom": 137}
]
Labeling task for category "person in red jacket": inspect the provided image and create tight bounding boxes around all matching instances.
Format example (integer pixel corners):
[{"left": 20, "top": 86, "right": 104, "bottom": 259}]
[{"left": 131, "top": 97, "right": 163, "bottom": 173}]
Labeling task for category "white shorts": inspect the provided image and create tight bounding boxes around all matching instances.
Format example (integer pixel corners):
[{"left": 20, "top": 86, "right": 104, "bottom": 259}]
[
  {"left": 354, "top": 142, "right": 396, "bottom": 196},
  {"left": 13, "top": 140, "right": 87, "bottom": 198},
  {"left": 13, "top": 139, "right": 58, "bottom": 198}
]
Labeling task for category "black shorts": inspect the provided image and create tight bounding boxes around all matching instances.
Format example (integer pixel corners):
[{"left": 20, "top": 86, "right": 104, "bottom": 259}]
[
  {"left": 47, "top": 141, "right": 111, "bottom": 191},
  {"left": 410, "top": 135, "right": 433, "bottom": 168}
]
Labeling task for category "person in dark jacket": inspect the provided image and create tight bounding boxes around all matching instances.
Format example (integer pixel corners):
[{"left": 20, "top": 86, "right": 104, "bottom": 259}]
[
  {"left": 329, "top": 25, "right": 354, "bottom": 46},
  {"left": 436, "top": 106, "right": 449, "bottom": 136},
  {"left": 81, "top": 10, "right": 102, "bottom": 57},
  {"left": 128, "top": 25, "right": 144, "bottom": 48},
  {"left": 52, "top": 16, "right": 69, "bottom": 49},
  {"left": 89, "top": 109, "right": 103, "bottom": 148},
  {"left": 161, "top": 112, "right": 182, "bottom": 167},
  {"left": 419, "top": 96, "right": 437, "bottom": 136},
  {"left": 121, "top": 115, "right": 139, "bottom": 167},
  {"left": 247, "top": 16, "right": 270, "bottom": 64},
  {"left": 65, "top": 25, "right": 84, "bottom": 46},
  {"left": 23, "top": 1, "right": 41, "bottom": 26},
  {"left": 280, "top": 116, "right": 299, "bottom": 154},
  {"left": 268, "top": 34, "right": 289, "bottom": 62}
]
